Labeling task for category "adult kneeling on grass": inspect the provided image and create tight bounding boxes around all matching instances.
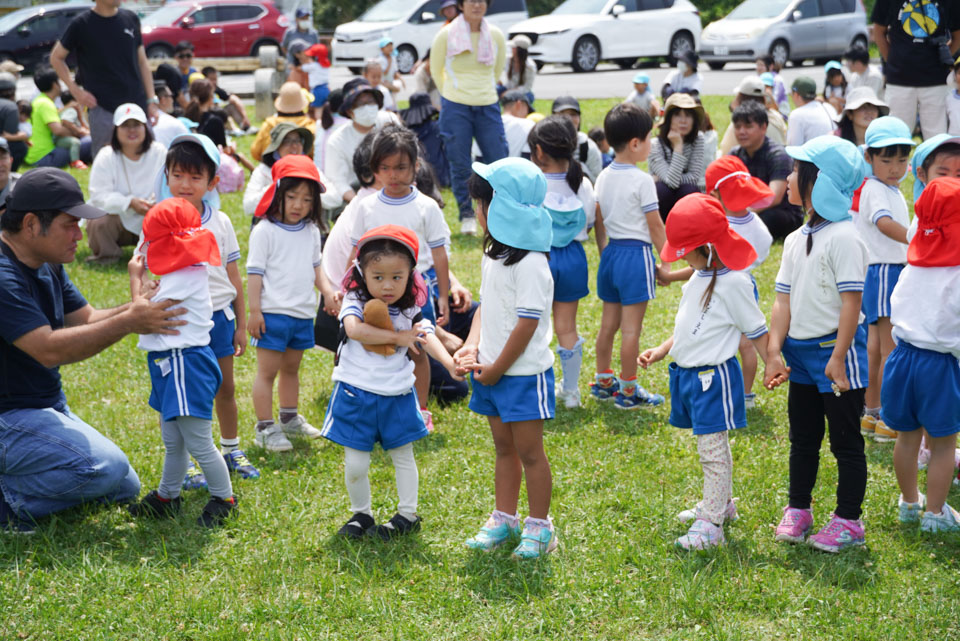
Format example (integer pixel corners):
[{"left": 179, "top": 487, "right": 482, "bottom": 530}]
[{"left": 0, "top": 169, "right": 186, "bottom": 533}]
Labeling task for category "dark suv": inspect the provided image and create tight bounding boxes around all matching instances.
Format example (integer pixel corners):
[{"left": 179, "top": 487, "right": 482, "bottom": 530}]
[{"left": 0, "top": 2, "right": 92, "bottom": 71}]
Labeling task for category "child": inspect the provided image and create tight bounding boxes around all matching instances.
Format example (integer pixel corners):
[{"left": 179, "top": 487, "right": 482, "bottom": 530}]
[
  {"left": 17, "top": 100, "right": 31, "bottom": 139},
  {"left": 363, "top": 58, "right": 395, "bottom": 112},
  {"left": 248, "top": 155, "right": 326, "bottom": 452},
  {"left": 823, "top": 61, "right": 847, "bottom": 113},
  {"left": 127, "top": 198, "right": 237, "bottom": 527},
  {"left": 639, "top": 193, "right": 784, "bottom": 549},
  {"left": 58, "top": 90, "right": 91, "bottom": 167},
  {"left": 704, "top": 156, "right": 774, "bottom": 409},
  {"left": 457, "top": 157, "right": 558, "bottom": 559},
  {"left": 592, "top": 102, "right": 666, "bottom": 408},
  {"left": 756, "top": 55, "right": 789, "bottom": 117},
  {"left": 588, "top": 126, "right": 613, "bottom": 169},
  {"left": 298, "top": 43, "right": 331, "bottom": 117},
  {"left": 528, "top": 115, "right": 596, "bottom": 408},
  {"left": 764, "top": 136, "right": 870, "bottom": 553},
  {"left": 908, "top": 134, "right": 960, "bottom": 238},
  {"left": 842, "top": 46, "right": 884, "bottom": 100},
  {"left": 883, "top": 177, "right": 960, "bottom": 532},
  {"left": 323, "top": 225, "right": 459, "bottom": 540},
  {"left": 377, "top": 36, "right": 403, "bottom": 96},
  {"left": 855, "top": 117, "right": 915, "bottom": 443},
  {"left": 626, "top": 72, "right": 660, "bottom": 120},
  {"left": 348, "top": 126, "right": 451, "bottom": 431},
  {"left": 950, "top": 61, "right": 960, "bottom": 136}
]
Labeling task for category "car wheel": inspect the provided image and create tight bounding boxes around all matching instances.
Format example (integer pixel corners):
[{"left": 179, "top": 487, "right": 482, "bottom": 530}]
[
  {"left": 395, "top": 44, "right": 417, "bottom": 75},
  {"left": 667, "top": 31, "right": 694, "bottom": 65},
  {"left": 770, "top": 40, "right": 790, "bottom": 67},
  {"left": 615, "top": 57, "right": 636, "bottom": 70},
  {"left": 707, "top": 61, "right": 725, "bottom": 71},
  {"left": 851, "top": 34, "right": 868, "bottom": 51},
  {"left": 571, "top": 36, "right": 600, "bottom": 73},
  {"left": 146, "top": 43, "right": 173, "bottom": 60}
]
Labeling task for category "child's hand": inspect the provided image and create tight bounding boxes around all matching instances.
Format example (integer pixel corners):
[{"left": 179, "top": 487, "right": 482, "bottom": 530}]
[
  {"left": 638, "top": 347, "right": 664, "bottom": 369},
  {"left": 763, "top": 355, "right": 790, "bottom": 390},
  {"left": 656, "top": 263, "right": 672, "bottom": 287},
  {"left": 472, "top": 363, "right": 503, "bottom": 386},
  {"left": 435, "top": 297, "right": 450, "bottom": 327},
  {"left": 323, "top": 290, "right": 342, "bottom": 316},
  {"left": 233, "top": 326, "right": 246, "bottom": 357},
  {"left": 453, "top": 344, "right": 479, "bottom": 375},
  {"left": 446, "top": 364, "right": 465, "bottom": 382},
  {"left": 248, "top": 311, "right": 265, "bottom": 340},
  {"left": 396, "top": 328, "right": 427, "bottom": 355},
  {"left": 824, "top": 355, "right": 850, "bottom": 393}
]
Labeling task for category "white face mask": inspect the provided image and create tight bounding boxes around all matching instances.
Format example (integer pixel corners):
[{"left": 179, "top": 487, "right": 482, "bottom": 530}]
[
  {"left": 298, "top": 19, "right": 311, "bottom": 29},
  {"left": 677, "top": 61, "right": 689, "bottom": 74},
  {"left": 353, "top": 104, "right": 379, "bottom": 127}
]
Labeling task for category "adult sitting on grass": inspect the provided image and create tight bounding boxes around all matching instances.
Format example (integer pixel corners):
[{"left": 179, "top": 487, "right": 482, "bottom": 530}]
[
  {"left": 0, "top": 168, "right": 185, "bottom": 533},
  {"left": 249, "top": 82, "right": 315, "bottom": 164},
  {"left": 648, "top": 92, "right": 705, "bottom": 221},
  {"left": 24, "top": 66, "right": 84, "bottom": 169}
]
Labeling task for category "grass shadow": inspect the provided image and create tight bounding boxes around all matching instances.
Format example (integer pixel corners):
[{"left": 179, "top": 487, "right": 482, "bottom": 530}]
[
  {"left": 770, "top": 543, "right": 878, "bottom": 591},
  {"left": 457, "top": 546, "right": 555, "bottom": 602},
  {"left": 321, "top": 530, "right": 440, "bottom": 577}
]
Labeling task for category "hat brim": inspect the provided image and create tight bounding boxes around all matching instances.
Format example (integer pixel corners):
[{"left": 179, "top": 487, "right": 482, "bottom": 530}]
[
  {"left": 865, "top": 135, "right": 915, "bottom": 147},
  {"left": 61, "top": 201, "right": 107, "bottom": 220},
  {"left": 146, "top": 232, "right": 221, "bottom": 275},
  {"left": 264, "top": 125, "right": 315, "bottom": 156},
  {"left": 339, "top": 87, "right": 384, "bottom": 117},
  {"left": 357, "top": 231, "right": 418, "bottom": 262},
  {"left": 254, "top": 167, "right": 325, "bottom": 217},
  {"left": 660, "top": 227, "right": 757, "bottom": 271},
  {"left": 718, "top": 176, "right": 775, "bottom": 212}
]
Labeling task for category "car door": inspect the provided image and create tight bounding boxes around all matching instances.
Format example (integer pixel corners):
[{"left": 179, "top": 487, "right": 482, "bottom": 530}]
[
  {"left": 820, "top": 0, "right": 853, "bottom": 55},
  {"left": 604, "top": 0, "right": 640, "bottom": 59},
  {"left": 218, "top": 3, "right": 266, "bottom": 57},
  {"left": 185, "top": 6, "right": 224, "bottom": 57},
  {"left": 17, "top": 11, "right": 66, "bottom": 69},
  {"left": 787, "top": 0, "right": 826, "bottom": 59}
]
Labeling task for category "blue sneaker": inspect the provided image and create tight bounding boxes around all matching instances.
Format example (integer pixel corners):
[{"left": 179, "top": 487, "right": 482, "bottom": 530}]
[
  {"left": 589, "top": 377, "right": 619, "bottom": 401},
  {"left": 614, "top": 386, "right": 664, "bottom": 409},
  {"left": 921, "top": 503, "right": 960, "bottom": 533},
  {"left": 512, "top": 517, "right": 559, "bottom": 559},
  {"left": 223, "top": 449, "right": 261, "bottom": 480},
  {"left": 465, "top": 512, "right": 521, "bottom": 550},
  {"left": 899, "top": 492, "right": 925, "bottom": 523},
  {"left": 182, "top": 462, "right": 208, "bottom": 490}
]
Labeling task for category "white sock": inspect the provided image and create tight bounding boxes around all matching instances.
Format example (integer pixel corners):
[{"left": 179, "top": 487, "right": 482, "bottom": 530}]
[
  {"left": 556, "top": 336, "right": 584, "bottom": 392},
  {"left": 344, "top": 447, "right": 372, "bottom": 516},
  {"left": 388, "top": 443, "right": 419, "bottom": 520},
  {"left": 220, "top": 437, "right": 240, "bottom": 454}
]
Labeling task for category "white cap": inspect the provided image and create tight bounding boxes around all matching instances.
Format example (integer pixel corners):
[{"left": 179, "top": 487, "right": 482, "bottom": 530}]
[{"left": 112, "top": 103, "right": 147, "bottom": 127}]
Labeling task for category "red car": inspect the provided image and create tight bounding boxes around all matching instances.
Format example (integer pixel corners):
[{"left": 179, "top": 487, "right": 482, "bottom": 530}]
[{"left": 141, "top": 0, "right": 289, "bottom": 58}]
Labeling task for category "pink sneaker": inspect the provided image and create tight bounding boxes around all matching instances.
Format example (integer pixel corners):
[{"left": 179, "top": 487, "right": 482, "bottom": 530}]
[
  {"left": 421, "top": 409, "right": 434, "bottom": 434},
  {"left": 774, "top": 506, "right": 813, "bottom": 543},
  {"left": 808, "top": 514, "right": 865, "bottom": 553}
]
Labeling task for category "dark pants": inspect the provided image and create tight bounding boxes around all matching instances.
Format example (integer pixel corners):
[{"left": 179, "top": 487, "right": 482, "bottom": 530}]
[
  {"left": 9, "top": 140, "right": 26, "bottom": 171},
  {"left": 656, "top": 181, "right": 700, "bottom": 222},
  {"left": 787, "top": 382, "right": 866, "bottom": 521},
  {"left": 758, "top": 204, "right": 803, "bottom": 241},
  {"left": 428, "top": 301, "right": 478, "bottom": 405},
  {"left": 32, "top": 147, "right": 71, "bottom": 168}
]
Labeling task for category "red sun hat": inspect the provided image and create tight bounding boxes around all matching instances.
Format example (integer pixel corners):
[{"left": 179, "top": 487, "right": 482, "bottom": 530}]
[
  {"left": 660, "top": 193, "right": 757, "bottom": 270},
  {"left": 909, "top": 176, "right": 960, "bottom": 267},
  {"left": 254, "top": 154, "right": 325, "bottom": 218},
  {"left": 342, "top": 224, "right": 427, "bottom": 307},
  {"left": 142, "top": 198, "right": 221, "bottom": 275},
  {"left": 705, "top": 156, "right": 775, "bottom": 212},
  {"left": 305, "top": 43, "right": 330, "bottom": 68}
]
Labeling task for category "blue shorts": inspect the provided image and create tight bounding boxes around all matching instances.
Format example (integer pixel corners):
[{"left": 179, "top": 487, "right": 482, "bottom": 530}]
[
  {"left": 147, "top": 346, "right": 222, "bottom": 422},
  {"left": 250, "top": 313, "right": 314, "bottom": 352},
  {"left": 862, "top": 263, "right": 904, "bottom": 324},
  {"left": 420, "top": 266, "right": 438, "bottom": 324},
  {"left": 597, "top": 239, "right": 656, "bottom": 305},
  {"left": 469, "top": 369, "right": 555, "bottom": 423},
  {"left": 320, "top": 382, "right": 428, "bottom": 451},
  {"left": 668, "top": 357, "right": 747, "bottom": 435},
  {"left": 208, "top": 307, "right": 236, "bottom": 359},
  {"left": 548, "top": 241, "right": 589, "bottom": 302},
  {"left": 311, "top": 84, "right": 330, "bottom": 107},
  {"left": 881, "top": 341, "right": 960, "bottom": 437},
  {"left": 782, "top": 326, "right": 868, "bottom": 393}
]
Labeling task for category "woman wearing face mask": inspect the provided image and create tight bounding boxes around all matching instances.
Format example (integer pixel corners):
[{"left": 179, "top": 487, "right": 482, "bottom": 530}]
[
  {"left": 661, "top": 51, "right": 702, "bottom": 100},
  {"left": 281, "top": 8, "right": 319, "bottom": 68}
]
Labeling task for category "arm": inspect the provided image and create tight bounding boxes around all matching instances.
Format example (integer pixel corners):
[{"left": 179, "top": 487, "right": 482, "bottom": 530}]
[
  {"left": 3, "top": 130, "right": 28, "bottom": 142},
  {"left": 247, "top": 273, "right": 265, "bottom": 339},
  {"left": 429, "top": 32, "right": 446, "bottom": 94},
  {"left": 824, "top": 291, "right": 863, "bottom": 392},
  {"left": 137, "top": 45, "right": 159, "bottom": 124},
  {"left": 750, "top": 332, "right": 786, "bottom": 388},
  {"left": 242, "top": 165, "right": 271, "bottom": 216},
  {"left": 594, "top": 203, "right": 608, "bottom": 254},
  {"left": 423, "top": 332, "right": 462, "bottom": 381},
  {"left": 679, "top": 137, "right": 705, "bottom": 186},
  {"left": 448, "top": 269, "right": 472, "bottom": 314},
  {"left": 431, "top": 246, "right": 450, "bottom": 326},
  {"left": 875, "top": 216, "right": 908, "bottom": 244},
  {"left": 453, "top": 303, "right": 481, "bottom": 374},
  {"left": 873, "top": 24, "right": 889, "bottom": 61},
  {"left": 46, "top": 118, "right": 70, "bottom": 138},
  {"left": 88, "top": 152, "right": 137, "bottom": 214},
  {"left": 645, "top": 209, "right": 666, "bottom": 256},
  {"left": 763, "top": 292, "right": 791, "bottom": 389},
  {"left": 952, "top": 30, "right": 960, "bottom": 56},
  {"left": 638, "top": 335, "right": 674, "bottom": 369},
  {"left": 760, "top": 179, "right": 788, "bottom": 210},
  {"left": 127, "top": 253, "right": 148, "bottom": 300},
  {"left": 226, "top": 261, "right": 246, "bottom": 357},
  {"left": 50, "top": 42, "right": 96, "bottom": 109},
  {"left": 342, "top": 314, "right": 425, "bottom": 351},
  {"left": 646, "top": 140, "right": 671, "bottom": 184},
  {"left": 59, "top": 118, "right": 86, "bottom": 138},
  {"left": 318, "top": 266, "right": 342, "bottom": 316},
  {"left": 472, "top": 316, "right": 538, "bottom": 386}
]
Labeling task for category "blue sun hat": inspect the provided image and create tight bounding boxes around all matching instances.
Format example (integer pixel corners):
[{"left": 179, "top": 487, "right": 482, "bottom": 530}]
[
  {"left": 378, "top": 36, "right": 394, "bottom": 51},
  {"left": 632, "top": 72, "right": 650, "bottom": 85},
  {"left": 759, "top": 71, "right": 775, "bottom": 87},
  {"left": 824, "top": 60, "right": 843, "bottom": 74},
  {"left": 911, "top": 133, "right": 960, "bottom": 201},
  {"left": 471, "top": 158, "right": 553, "bottom": 252},
  {"left": 864, "top": 116, "right": 915, "bottom": 149},
  {"left": 786, "top": 136, "right": 867, "bottom": 222},
  {"left": 154, "top": 133, "right": 222, "bottom": 210}
]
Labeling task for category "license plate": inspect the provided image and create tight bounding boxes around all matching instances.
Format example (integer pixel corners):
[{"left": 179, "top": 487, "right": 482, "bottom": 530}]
[{"left": 713, "top": 46, "right": 729, "bottom": 56}]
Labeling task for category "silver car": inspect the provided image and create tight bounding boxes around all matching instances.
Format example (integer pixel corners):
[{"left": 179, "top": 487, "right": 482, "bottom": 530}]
[{"left": 699, "top": 0, "right": 869, "bottom": 69}]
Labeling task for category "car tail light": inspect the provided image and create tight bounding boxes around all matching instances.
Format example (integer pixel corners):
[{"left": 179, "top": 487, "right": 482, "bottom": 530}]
[{"left": 277, "top": 14, "right": 289, "bottom": 27}]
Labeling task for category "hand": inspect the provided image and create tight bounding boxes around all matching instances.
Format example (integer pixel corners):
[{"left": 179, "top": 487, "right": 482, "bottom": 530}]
[
  {"left": 74, "top": 87, "right": 97, "bottom": 109},
  {"left": 128, "top": 254, "right": 145, "bottom": 278},
  {"left": 472, "top": 363, "right": 503, "bottom": 386},
  {"left": 323, "top": 291, "right": 342, "bottom": 316},
  {"left": 445, "top": 364, "right": 465, "bottom": 382},
  {"left": 437, "top": 326, "right": 463, "bottom": 354},
  {"left": 449, "top": 283, "right": 473, "bottom": 314},
  {"left": 128, "top": 295, "right": 186, "bottom": 335},
  {"left": 655, "top": 263, "right": 671, "bottom": 287},
  {"left": 232, "top": 327, "right": 246, "bottom": 357},
  {"left": 453, "top": 343, "right": 479, "bottom": 375},
  {"left": 435, "top": 297, "right": 450, "bottom": 328},
  {"left": 824, "top": 355, "right": 850, "bottom": 393},
  {"left": 762, "top": 355, "right": 790, "bottom": 390},
  {"left": 247, "top": 311, "right": 265, "bottom": 340},
  {"left": 638, "top": 346, "right": 664, "bottom": 369},
  {"left": 667, "top": 128, "right": 684, "bottom": 151},
  {"left": 146, "top": 102, "right": 160, "bottom": 126},
  {"left": 129, "top": 198, "right": 153, "bottom": 216},
  {"left": 395, "top": 327, "right": 427, "bottom": 354}
]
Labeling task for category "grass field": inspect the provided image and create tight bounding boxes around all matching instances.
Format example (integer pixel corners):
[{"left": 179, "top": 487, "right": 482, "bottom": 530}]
[{"left": 3, "top": 98, "right": 959, "bottom": 641}]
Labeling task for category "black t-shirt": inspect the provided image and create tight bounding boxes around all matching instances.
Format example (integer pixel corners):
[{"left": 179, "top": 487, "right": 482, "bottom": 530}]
[
  {"left": 59, "top": 9, "right": 147, "bottom": 113},
  {"left": 214, "top": 86, "right": 230, "bottom": 102},
  {"left": 730, "top": 137, "right": 802, "bottom": 216},
  {"left": 0, "top": 239, "right": 88, "bottom": 411},
  {"left": 872, "top": 0, "right": 960, "bottom": 86}
]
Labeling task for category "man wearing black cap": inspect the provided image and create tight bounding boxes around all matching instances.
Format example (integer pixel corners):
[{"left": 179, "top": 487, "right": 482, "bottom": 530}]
[
  {"left": 500, "top": 89, "right": 534, "bottom": 158},
  {"left": 0, "top": 168, "right": 185, "bottom": 532}
]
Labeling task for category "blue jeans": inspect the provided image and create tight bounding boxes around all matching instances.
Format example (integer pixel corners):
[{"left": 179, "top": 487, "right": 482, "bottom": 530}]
[
  {"left": 438, "top": 98, "right": 508, "bottom": 220},
  {"left": 32, "top": 146, "right": 71, "bottom": 168},
  {"left": 0, "top": 395, "right": 140, "bottom": 523}
]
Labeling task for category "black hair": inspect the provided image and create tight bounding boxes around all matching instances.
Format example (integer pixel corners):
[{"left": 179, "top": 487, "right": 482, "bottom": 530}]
[
  {"left": 510, "top": 44, "right": 529, "bottom": 87},
  {"left": 603, "top": 102, "right": 652, "bottom": 152},
  {"left": 175, "top": 41, "right": 194, "bottom": 55},
  {"left": 184, "top": 78, "right": 213, "bottom": 122},
  {"left": 345, "top": 238, "right": 418, "bottom": 309},
  {"left": 0, "top": 208, "right": 60, "bottom": 233},
  {"left": 824, "top": 68, "right": 847, "bottom": 96},
  {"left": 200, "top": 66, "right": 217, "bottom": 77},
  {"left": 865, "top": 143, "right": 913, "bottom": 160},
  {"left": 165, "top": 140, "right": 217, "bottom": 182},
  {"left": 110, "top": 116, "right": 154, "bottom": 155},
  {"left": 528, "top": 115, "right": 583, "bottom": 193},
  {"left": 587, "top": 126, "right": 605, "bottom": 146},
  {"left": 756, "top": 54, "right": 774, "bottom": 70},
  {"left": 320, "top": 88, "right": 344, "bottom": 130},
  {"left": 33, "top": 65, "right": 59, "bottom": 93},
  {"left": 693, "top": 245, "right": 721, "bottom": 311},
  {"left": 922, "top": 142, "right": 960, "bottom": 171},
  {"left": 153, "top": 80, "right": 171, "bottom": 97},
  {"left": 731, "top": 101, "right": 768, "bottom": 127},
  {"left": 842, "top": 46, "right": 869, "bottom": 66},
  {"left": 658, "top": 106, "right": 701, "bottom": 147},
  {"left": 60, "top": 90, "right": 74, "bottom": 105},
  {"left": 0, "top": 85, "right": 14, "bottom": 101},
  {"left": 154, "top": 63, "right": 182, "bottom": 100},
  {"left": 369, "top": 125, "right": 418, "bottom": 176},
  {"left": 468, "top": 171, "right": 533, "bottom": 267},
  {"left": 262, "top": 176, "right": 326, "bottom": 231},
  {"left": 17, "top": 100, "right": 30, "bottom": 117},
  {"left": 795, "top": 160, "right": 822, "bottom": 255},
  {"left": 415, "top": 154, "right": 443, "bottom": 208},
  {"left": 353, "top": 132, "right": 376, "bottom": 188}
]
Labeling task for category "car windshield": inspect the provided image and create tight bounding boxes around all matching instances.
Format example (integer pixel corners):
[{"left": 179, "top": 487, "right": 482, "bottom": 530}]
[
  {"left": 551, "top": 0, "right": 610, "bottom": 16},
  {"left": 357, "top": 0, "right": 413, "bottom": 22},
  {"left": 726, "top": 0, "right": 793, "bottom": 20},
  {"left": 142, "top": 3, "right": 189, "bottom": 27},
  {"left": 0, "top": 8, "right": 35, "bottom": 34}
]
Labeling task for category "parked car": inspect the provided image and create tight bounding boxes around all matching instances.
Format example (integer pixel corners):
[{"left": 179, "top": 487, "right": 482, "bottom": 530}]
[
  {"left": 508, "top": 0, "right": 701, "bottom": 73},
  {"left": 332, "top": 0, "right": 529, "bottom": 75},
  {"left": 141, "top": 0, "right": 289, "bottom": 59},
  {"left": 0, "top": 2, "right": 92, "bottom": 71},
  {"left": 699, "top": 0, "right": 869, "bottom": 69}
]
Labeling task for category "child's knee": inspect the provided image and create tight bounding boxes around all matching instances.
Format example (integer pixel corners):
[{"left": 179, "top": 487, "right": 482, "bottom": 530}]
[{"left": 216, "top": 376, "right": 236, "bottom": 400}]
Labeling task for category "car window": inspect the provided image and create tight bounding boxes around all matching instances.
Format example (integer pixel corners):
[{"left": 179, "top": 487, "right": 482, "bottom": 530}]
[
  {"left": 638, "top": 0, "right": 667, "bottom": 9},
  {"left": 219, "top": 4, "right": 264, "bottom": 21},
  {"left": 24, "top": 12, "right": 63, "bottom": 35},
  {"left": 190, "top": 7, "right": 220, "bottom": 25},
  {"left": 819, "top": 0, "right": 845, "bottom": 16},
  {"left": 412, "top": 0, "right": 444, "bottom": 22},
  {"left": 488, "top": 0, "right": 526, "bottom": 13},
  {"left": 613, "top": 0, "right": 639, "bottom": 11},
  {"left": 795, "top": 0, "right": 819, "bottom": 19}
]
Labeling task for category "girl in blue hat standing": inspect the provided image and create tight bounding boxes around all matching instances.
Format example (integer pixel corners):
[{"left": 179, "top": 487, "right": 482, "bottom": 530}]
[{"left": 456, "top": 157, "right": 558, "bottom": 559}]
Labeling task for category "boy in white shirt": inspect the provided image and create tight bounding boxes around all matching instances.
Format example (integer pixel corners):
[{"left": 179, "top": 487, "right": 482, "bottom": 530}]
[
  {"left": 842, "top": 46, "right": 885, "bottom": 100},
  {"left": 500, "top": 90, "right": 535, "bottom": 158}
]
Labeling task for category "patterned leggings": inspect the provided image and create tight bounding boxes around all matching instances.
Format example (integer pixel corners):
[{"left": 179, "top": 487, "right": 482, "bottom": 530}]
[{"left": 695, "top": 431, "right": 733, "bottom": 525}]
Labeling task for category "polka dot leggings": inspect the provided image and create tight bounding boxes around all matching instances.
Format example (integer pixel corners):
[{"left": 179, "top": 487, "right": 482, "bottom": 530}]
[{"left": 695, "top": 431, "right": 733, "bottom": 525}]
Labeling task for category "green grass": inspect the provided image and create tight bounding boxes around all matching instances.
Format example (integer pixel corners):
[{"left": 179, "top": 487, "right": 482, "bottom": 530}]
[{"left": 0, "top": 99, "right": 955, "bottom": 640}]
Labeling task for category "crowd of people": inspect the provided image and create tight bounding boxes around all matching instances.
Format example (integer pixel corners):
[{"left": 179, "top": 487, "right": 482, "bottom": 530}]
[{"left": 0, "top": 0, "right": 959, "bottom": 561}]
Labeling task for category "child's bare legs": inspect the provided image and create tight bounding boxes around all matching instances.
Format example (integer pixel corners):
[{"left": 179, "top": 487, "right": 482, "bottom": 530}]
[
  {"left": 490, "top": 416, "right": 523, "bottom": 515},
  {"left": 738, "top": 335, "right": 757, "bottom": 395},
  {"left": 215, "top": 355, "right": 238, "bottom": 440},
  {"left": 864, "top": 324, "right": 881, "bottom": 411},
  {"left": 876, "top": 317, "right": 895, "bottom": 396},
  {"left": 276, "top": 348, "right": 304, "bottom": 415},
  {"left": 595, "top": 302, "right": 621, "bottom": 374},
  {"left": 925, "top": 434, "right": 958, "bottom": 514},
  {"left": 618, "top": 302, "right": 647, "bottom": 392},
  {"left": 489, "top": 416, "right": 552, "bottom": 519},
  {"left": 253, "top": 347, "right": 284, "bottom": 421},
  {"left": 412, "top": 349, "right": 430, "bottom": 408},
  {"left": 893, "top": 429, "right": 922, "bottom": 503},
  {"left": 553, "top": 301, "right": 579, "bottom": 350}
]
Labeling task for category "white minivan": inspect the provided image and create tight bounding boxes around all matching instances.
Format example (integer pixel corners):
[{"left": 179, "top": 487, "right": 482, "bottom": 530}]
[{"left": 332, "top": 0, "right": 529, "bottom": 75}]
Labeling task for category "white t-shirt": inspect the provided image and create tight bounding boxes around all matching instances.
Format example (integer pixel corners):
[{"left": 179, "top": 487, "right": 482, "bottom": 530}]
[
  {"left": 138, "top": 265, "right": 213, "bottom": 352},
  {"left": 594, "top": 162, "right": 659, "bottom": 242},
  {"left": 348, "top": 187, "right": 450, "bottom": 273},
  {"left": 727, "top": 212, "right": 772, "bottom": 272},
  {"left": 246, "top": 219, "right": 322, "bottom": 319},
  {"left": 669, "top": 268, "right": 768, "bottom": 368},
  {"left": 478, "top": 252, "right": 554, "bottom": 377},
  {"left": 322, "top": 186, "right": 376, "bottom": 284},
  {"left": 855, "top": 177, "right": 909, "bottom": 265},
  {"left": 152, "top": 111, "right": 189, "bottom": 148},
  {"left": 333, "top": 291, "right": 434, "bottom": 396},
  {"left": 891, "top": 265, "right": 960, "bottom": 360},
  {"left": 377, "top": 53, "right": 398, "bottom": 83},
  {"left": 193, "top": 204, "right": 241, "bottom": 312},
  {"left": 323, "top": 111, "right": 400, "bottom": 201},
  {"left": 947, "top": 90, "right": 960, "bottom": 136},
  {"left": 576, "top": 130, "right": 603, "bottom": 184},
  {"left": 626, "top": 89, "right": 654, "bottom": 113},
  {"left": 502, "top": 113, "right": 534, "bottom": 157},
  {"left": 88, "top": 141, "right": 168, "bottom": 235},
  {"left": 543, "top": 173, "right": 595, "bottom": 244},
  {"left": 377, "top": 84, "right": 396, "bottom": 111},
  {"left": 847, "top": 65, "right": 885, "bottom": 99},
  {"left": 664, "top": 70, "right": 702, "bottom": 95},
  {"left": 775, "top": 219, "right": 868, "bottom": 340},
  {"left": 786, "top": 101, "right": 836, "bottom": 147},
  {"left": 301, "top": 61, "right": 329, "bottom": 89}
]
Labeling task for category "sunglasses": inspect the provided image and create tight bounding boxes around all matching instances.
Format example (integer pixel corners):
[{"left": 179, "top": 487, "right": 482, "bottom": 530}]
[{"left": 177, "top": 53, "right": 193, "bottom": 59}]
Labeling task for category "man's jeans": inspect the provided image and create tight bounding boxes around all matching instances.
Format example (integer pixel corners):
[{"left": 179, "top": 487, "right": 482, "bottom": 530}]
[
  {"left": 0, "top": 396, "right": 140, "bottom": 522},
  {"left": 438, "top": 98, "right": 508, "bottom": 220}
]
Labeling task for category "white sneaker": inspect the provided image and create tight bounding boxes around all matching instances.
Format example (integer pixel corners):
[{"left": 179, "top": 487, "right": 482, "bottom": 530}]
[
  {"left": 744, "top": 394, "right": 756, "bottom": 410},
  {"left": 555, "top": 384, "right": 581, "bottom": 409},
  {"left": 676, "top": 519, "right": 725, "bottom": 550},
  {"left": 921, "top": 503, "right": 960, "bottom": 533},
  {"left": 255, "top": 423, "right": 293, "bottom": 452},
  {"left": 898, "top": 492, "right": 925, "bottom": 523},
  {"left": 279, "top": 414, "right": 321, "bottom": 439},
  {"left": 677, "top": 498, "right": 739, "bottom": 524},
  {"left": 460, "top": 218, "right": 477, "bottom": 236}
]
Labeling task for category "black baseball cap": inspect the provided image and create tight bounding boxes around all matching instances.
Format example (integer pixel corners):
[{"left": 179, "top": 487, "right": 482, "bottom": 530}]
[
  {"left": 552, "top": 95, "right": 580, "bottom": 114},
  {"left": 7, "top": 168, "right": 106, "bottom": 219}
]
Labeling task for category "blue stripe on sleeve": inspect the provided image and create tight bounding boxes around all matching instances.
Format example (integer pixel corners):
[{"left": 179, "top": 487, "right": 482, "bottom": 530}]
[
  {"left": 745, "top": 326, "right": 768, "bottom": 339},
  {"left": 427, "top": 239, "right": 446, "bottom": 249},
  {"left": 871, "top": 210, "right": 893, "bottom": 224},
  {"left": 226, "top": 251, "right": 241, "bottom": 263},
  {"left": 247, "top": 267, "right": 265, "bottom": 276},
  {"left": 774, "top": 282, "right": 791, "bottom": 294},
  {"left": 642, "top": 203, "right": 659, "bottom": 213},
  {"left": 836, "top": 281, "right": 864, "bottom": 292}
]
